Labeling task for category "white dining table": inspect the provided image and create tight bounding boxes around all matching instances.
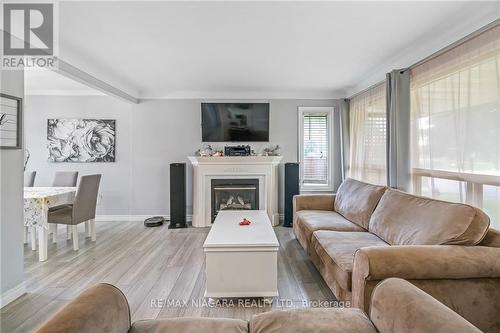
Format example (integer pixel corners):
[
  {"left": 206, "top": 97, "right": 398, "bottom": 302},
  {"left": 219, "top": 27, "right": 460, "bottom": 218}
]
[{"left": 24, "top": 187, "right": 77, "bottom": 261}]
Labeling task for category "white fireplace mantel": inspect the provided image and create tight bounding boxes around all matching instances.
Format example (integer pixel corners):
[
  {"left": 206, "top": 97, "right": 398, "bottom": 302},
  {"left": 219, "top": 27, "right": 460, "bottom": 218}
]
[{"left": 188, "top": 156, "right": 283, "bottom": 227}]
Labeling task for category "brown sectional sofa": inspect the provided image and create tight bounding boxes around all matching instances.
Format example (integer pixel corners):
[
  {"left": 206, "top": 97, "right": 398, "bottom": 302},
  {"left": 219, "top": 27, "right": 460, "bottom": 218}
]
[
  {"left": 293, "top": 178, "right": 500, "bottom": 333},
  {"left": 36, "top": 278, "right": 482, "bottom": 333}
]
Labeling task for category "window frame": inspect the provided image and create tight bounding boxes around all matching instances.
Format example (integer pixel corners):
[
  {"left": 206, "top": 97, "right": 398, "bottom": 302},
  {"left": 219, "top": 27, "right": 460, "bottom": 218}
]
[{"left": 298, "top": 106, "right": 334, "bottom": 192}]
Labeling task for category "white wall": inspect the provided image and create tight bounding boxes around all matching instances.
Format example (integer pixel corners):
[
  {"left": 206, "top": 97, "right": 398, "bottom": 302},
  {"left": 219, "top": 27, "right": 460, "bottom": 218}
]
[
  {"left": 25, "top": 95, "right": 341, "bottom": 218},
  {"left": 0, "top": 69, "right": 25, "bottom": 299},
  {"left": 25, "top": 96, "right": 134, "bottom": 215}
]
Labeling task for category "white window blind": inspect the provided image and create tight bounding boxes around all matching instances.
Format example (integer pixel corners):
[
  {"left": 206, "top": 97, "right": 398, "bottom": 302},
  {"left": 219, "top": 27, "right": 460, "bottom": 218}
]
[
  {"left": 303, "top": 114, "right": 328, "bottom": 185},
  {"left": 299, "top": 107, "right": 333, "bottom": 191}
]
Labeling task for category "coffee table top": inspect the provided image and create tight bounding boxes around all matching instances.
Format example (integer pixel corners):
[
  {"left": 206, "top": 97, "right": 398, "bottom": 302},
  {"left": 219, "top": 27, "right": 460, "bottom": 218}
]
[{"left": 203, "top": 210, "right": 279, "bottom": 248}]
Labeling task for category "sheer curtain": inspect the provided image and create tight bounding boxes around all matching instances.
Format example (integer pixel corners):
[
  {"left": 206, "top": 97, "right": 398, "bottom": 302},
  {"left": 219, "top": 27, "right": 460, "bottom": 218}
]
[
  {"left": 348, "top": 83, "right": 387, "bottom": 185},
  {"left": 410, "top": 24, "right": 500, "bottom": 228}
]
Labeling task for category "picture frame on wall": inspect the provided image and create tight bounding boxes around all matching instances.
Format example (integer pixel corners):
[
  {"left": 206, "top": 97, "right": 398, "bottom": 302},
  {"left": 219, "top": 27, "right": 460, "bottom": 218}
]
[
  {"left": 0, "top": 93, "right": 23, "bottom": 149},
  {"left": 47, "top": 118, "right": 116, "bottom": 162}
]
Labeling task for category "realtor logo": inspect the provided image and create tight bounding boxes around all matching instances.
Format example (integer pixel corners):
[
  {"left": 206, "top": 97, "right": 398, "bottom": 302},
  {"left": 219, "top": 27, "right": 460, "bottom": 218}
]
[{"left": 3, "top": 3, "right": 53, "bottom": 56}]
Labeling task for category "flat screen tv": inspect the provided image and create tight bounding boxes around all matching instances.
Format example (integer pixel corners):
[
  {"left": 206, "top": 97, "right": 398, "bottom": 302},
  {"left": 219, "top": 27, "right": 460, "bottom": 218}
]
[{"left": 201, "top": 103, "right": 270, "bottom": 142}]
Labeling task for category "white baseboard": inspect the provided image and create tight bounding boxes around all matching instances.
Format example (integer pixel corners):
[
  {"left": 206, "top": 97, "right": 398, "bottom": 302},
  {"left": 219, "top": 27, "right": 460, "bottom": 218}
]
[
  {"left": 0, "top": 281, "right": 26, "bottom": 308},
  {"left": 96, "top": 213, "right": 284, "bottom": 223},
  {"left": 95, "top": 215, "right": 193, "bottom": 222}
]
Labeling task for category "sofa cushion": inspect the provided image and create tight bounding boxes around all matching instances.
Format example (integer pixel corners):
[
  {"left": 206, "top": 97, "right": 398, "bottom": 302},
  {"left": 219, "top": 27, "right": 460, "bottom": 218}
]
[
  {"left": 294, "top": 210, "right": 365, "bottom": 253},
  {"left": 369, "top": 189, "right": 490, "bottom": 246},
  {"left": 310, "top": 231, "right": 389, "bottom": 291},
  {"left": 130, "top": 318, "right": 248, "bottom": 333},
  {"left": 250, "top": 308, "right": 377, "bottom": 333},
  {"left": 334, "top": 178, "right": 386, "bottom": 229}
]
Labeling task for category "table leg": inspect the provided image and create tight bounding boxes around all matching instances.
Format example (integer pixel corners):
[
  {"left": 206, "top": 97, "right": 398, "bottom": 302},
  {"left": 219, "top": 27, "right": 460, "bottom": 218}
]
[
  {"left": 66, "top": 225, "right": 71, "bottom": 240},
  {"left": 23, "top": 226, "right": 28, "bottom": 244},
  {"left": 38, "top": 228, "right": 48, "bottom": 261},
  {"left": 85, "top": 221, "right": 90, "bottom": 238},
  {"left": 51, "top": 224, "right": 58, "bottom": 243},
  {"left": 30, "top": 228, "right": 36, "bottom": 251},
  {"left": 38, "top": 203, "right": 49, "bottom": 261}
]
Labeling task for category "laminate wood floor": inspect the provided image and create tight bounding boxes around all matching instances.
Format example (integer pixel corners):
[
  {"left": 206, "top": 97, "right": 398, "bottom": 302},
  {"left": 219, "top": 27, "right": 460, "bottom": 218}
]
[{"left": 1, "top": 222, "right": 335, "bottom": 333}]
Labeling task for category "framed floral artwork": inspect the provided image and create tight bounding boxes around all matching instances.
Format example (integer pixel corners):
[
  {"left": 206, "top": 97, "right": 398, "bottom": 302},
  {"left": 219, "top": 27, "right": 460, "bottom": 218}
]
[{"left": 47, "top": 119, "right": 116, "bottom": 162}]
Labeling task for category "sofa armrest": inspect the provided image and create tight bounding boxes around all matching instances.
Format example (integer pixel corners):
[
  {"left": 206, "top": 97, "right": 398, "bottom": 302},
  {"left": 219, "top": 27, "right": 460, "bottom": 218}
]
[
  {"left": 351, "top": 245, "right": 500, "bottom": 312},
  {"left": 370, "top": 278, "right": 482, "bottom": 333},
  {"left": 354, "top": 245, "right": 500, "bottom": 281},
  {"left": 293, "top": 194, "right": 335, "bottom": 212},
  {"left": 35, "top": 283, "right": 131, "bottom": 333}
]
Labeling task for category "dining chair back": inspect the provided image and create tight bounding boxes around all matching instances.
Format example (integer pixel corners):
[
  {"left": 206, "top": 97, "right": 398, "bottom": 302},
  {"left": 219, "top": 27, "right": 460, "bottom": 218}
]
[
  {"left": 52, "top": 171, "right": 79, "bottom": 187},
  {"left": 72, "top": 174, "right": 101, "bottom": 224},
  {"left": 24, "top": 171, "right": 36, "bottom": 187}
]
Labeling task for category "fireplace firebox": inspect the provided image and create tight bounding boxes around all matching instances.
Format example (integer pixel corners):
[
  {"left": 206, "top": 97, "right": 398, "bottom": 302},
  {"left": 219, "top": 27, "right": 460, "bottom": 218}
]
[{"left": 211, "top": 179, "right": 259, "bottom": 222}]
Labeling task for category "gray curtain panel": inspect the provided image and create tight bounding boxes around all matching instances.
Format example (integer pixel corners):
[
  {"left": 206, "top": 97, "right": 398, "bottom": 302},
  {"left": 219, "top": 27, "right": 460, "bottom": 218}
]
[
  {"left": 332, "top": 103, "right": 345, "bottom": 191},
  {"left": 386, "top": 69, "right": 411, "bottom": 191},
  {"left": 338, "top": 98, "right": 350, "bottom": 182}
]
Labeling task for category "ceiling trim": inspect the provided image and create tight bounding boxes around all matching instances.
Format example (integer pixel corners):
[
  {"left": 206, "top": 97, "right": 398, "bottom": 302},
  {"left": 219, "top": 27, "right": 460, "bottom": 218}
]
[
  {"left": 53, "top": 58, "right": 140, "bottom": 104},
  {"left": 138, "top": 89, "right": 347, "bottom": 101}
]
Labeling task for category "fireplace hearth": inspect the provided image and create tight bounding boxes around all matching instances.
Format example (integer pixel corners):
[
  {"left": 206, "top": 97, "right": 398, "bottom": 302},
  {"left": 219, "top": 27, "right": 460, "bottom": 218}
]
[{"left": 211, "top": 179, "right": 259, "bottom": 222}]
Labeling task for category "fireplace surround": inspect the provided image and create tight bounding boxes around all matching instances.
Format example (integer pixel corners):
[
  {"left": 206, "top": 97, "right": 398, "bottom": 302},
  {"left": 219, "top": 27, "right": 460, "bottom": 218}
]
[{"left": 188, "top": 156, "right": 282, "bottom": 227}]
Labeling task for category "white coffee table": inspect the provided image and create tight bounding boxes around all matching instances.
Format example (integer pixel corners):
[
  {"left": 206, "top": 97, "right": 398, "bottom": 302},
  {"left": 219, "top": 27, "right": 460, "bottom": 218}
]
[{"left": 203, "top": 210, "right": 279, "bottom": 301}]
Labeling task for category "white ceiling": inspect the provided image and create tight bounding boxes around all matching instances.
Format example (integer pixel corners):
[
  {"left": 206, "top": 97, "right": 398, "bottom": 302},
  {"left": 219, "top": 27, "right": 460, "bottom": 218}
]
[
  {"left": 25, "top": 68, "right": 104, "bottom": 95},
  {"left": 27, "top": 1, "right": 500, "bottom": 99}
]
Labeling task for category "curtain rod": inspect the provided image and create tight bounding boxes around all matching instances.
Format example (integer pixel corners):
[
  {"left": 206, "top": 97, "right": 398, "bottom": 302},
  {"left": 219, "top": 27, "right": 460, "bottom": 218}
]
[
  {"left": 347, "top": 80, "right": 385, "bottom": 100},
  {"left": 410, "top": 18, "right": 499, "bottom": 68},
  {"left": 347, "top": 18, "right": 500, "bottom": 101}
]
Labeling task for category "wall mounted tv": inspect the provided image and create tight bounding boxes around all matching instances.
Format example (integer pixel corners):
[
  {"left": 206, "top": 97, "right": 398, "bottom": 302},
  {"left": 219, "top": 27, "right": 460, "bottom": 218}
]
[{"left": 201, "top": 103, "right": 270, "bottom": 142}]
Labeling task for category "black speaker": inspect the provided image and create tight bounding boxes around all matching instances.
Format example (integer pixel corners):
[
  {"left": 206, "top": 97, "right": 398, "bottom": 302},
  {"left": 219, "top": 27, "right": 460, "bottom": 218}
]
[
  {"left": 284, "top": 162, "right": 300, "bottom": 227},
  {"left": 169, "top": 163, "right": 187, "bottom": 229}
]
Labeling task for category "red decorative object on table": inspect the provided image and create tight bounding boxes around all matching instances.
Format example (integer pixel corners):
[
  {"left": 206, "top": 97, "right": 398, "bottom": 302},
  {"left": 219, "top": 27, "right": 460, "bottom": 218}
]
[{"left": 239, "top": 218, "right": 251, "bottom": 226}]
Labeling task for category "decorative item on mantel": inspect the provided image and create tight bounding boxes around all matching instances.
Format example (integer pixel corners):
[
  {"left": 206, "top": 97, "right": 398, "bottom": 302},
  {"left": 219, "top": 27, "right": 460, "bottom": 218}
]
[
  {"left": 194, "top": 144, "right": 225, "bottom": 157},
  {"left": 195, "top": 144, "right": 214, "bottom": 157},
  {"left": 263, "top": 145, "right": 280, "bottom": 156}
]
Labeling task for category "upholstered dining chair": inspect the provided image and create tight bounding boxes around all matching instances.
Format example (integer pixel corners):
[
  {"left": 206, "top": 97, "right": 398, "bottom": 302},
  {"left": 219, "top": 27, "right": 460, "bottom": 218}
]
[
  {"left": 52, "top": 171, "right": 79, "bottom": 187},
  {"left": 49, "top": 171, "right": 79, "bottom": 243},
  {"left": 24, "top": 171, "right": 36, "bottom": 187},
  {"left": 48, "top": 174, "right": 101, "bottom": 251}
]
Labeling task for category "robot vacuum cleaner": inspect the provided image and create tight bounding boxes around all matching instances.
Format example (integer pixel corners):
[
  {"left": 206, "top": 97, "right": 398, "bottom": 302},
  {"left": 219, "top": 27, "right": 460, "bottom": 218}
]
[{"left": 144, "top": 216, "right": 164, "bottom": 227}]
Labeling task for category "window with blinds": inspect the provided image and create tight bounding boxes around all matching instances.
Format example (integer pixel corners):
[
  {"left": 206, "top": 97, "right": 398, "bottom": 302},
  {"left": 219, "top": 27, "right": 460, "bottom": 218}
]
[{"left": 299, "top": 107, "right": 333, "bottom": 190}]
